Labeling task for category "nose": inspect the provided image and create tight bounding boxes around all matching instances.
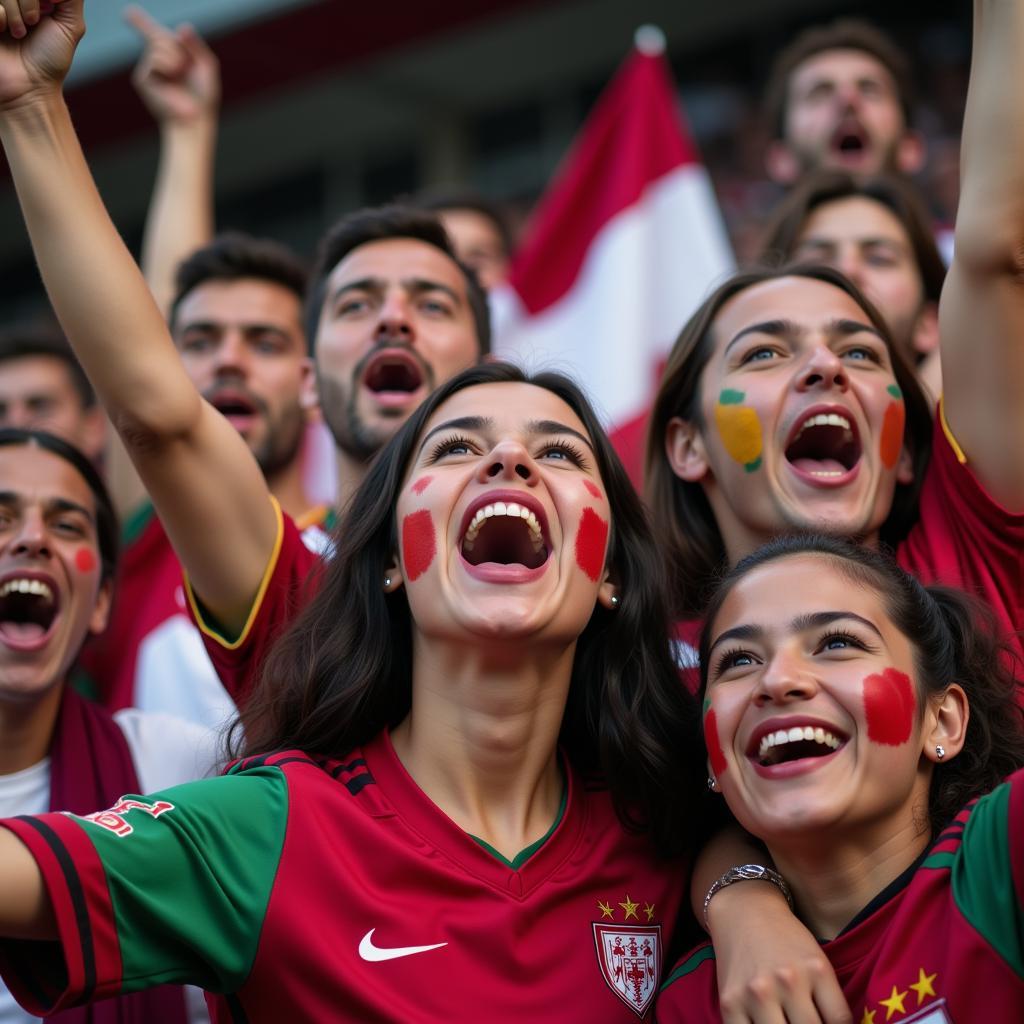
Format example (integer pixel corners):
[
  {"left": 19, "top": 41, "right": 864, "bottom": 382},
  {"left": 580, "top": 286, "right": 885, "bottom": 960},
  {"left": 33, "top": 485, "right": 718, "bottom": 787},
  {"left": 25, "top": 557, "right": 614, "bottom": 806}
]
[
  {"left": 752, "top": 650, "right": 818, "bottom": 707},
  {"left": 477, "top": 439, "right": 540, "bottom": 485},
  {"left": 211, "top": 331, "right": 251, "bottom": 376},
  {"left": 9, "top": 510, "right": 51, "bottom": 560},
  {"left": 834, "top": 251, "right": 865, "bottom": 291},
  {"left": 797, "top": 343, "right": 849, "bottom": 393},
  {"left": 375, "top": 290, "right": 414, "bottom": 344}
]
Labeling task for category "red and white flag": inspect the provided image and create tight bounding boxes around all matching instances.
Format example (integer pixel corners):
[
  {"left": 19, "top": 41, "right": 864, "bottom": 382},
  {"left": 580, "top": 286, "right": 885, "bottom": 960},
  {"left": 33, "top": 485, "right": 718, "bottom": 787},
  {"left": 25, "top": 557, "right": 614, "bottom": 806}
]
[{"left": 493, "top": 27, "right": 734, "bottom": 487}]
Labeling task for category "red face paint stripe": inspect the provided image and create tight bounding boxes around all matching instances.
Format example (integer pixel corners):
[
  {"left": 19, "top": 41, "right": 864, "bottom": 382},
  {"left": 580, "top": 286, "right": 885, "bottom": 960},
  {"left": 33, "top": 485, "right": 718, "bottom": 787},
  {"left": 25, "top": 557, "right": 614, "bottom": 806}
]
[
  {"left": 411, "top": 476, "right": 433, "bottom": 495},
  {"left": 74, "top": 548, "right": 97, "bottom": 574},
  {"left": 574, "top": 507, "right": 608, "bottom": 582},
  {"left": 583, "top": 480, "right": 603, "bottom": 500},
  {"left": 401, "top": 510, "right": 436, "bottom": 582},
  {"left": 879, "top": 401, "right": 905, "bottom": 469},
  {"left": 704, "top": 708, "right": 728, "bottom": 777},
  {"left": 863, "top": 668, "right": 915, "bottom": 745}
]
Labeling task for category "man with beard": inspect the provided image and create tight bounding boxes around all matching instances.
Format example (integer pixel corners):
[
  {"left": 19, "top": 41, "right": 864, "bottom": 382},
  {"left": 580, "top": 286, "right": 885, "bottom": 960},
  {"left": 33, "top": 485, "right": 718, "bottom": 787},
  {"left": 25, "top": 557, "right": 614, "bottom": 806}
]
[
  {"left": 762, "top": 19, "right": 926, "bottom": 187},
  {"left": 78, "top": 233, "right": 322, "bottom": 728}
]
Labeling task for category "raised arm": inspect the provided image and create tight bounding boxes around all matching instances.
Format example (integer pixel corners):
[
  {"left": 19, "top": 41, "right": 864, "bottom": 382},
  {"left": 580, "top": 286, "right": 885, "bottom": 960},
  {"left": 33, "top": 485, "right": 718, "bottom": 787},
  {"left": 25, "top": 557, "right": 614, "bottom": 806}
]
[
  {"left": 127, "top": 5, "right": 218, "bottom": 315},
  {"left": 105, "top": 7, "right": 220, "bottom": 520},
  {"left": 939, "top": 0, "right": 1024, "bottom": 509},
  {"left": 0, "top": 0, "right": 276, "bottom": 636}
]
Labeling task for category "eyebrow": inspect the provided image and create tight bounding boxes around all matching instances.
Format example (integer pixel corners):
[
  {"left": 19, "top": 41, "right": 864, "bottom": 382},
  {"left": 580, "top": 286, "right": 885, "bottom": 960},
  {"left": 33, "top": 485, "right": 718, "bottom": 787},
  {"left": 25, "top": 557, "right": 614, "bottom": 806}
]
[
  {"left": 416, "top": 416, "right": 594, "bottom": 456},
  {"left": 328, "top": 276, "right": 462, "bottom": 308},
  {"left": 707, "top": 610, "right": 884, "bottom": 659},
  {"left": 723, "top": 317, "right": 885, "bottom": 358},
  {"left": 177, "top": 320, "right": 293, "bottom": 336},
  {"left": 0, "top": 493, "right": 95, "bottom": 523}
]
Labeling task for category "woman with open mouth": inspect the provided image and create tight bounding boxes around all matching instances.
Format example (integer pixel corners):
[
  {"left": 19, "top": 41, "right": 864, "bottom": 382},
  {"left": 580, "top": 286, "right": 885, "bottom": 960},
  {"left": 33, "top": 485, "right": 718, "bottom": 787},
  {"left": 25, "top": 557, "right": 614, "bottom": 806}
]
[
  {"left": 0, "top": 364, "right": 706, "bottom": 1022},
  {"left": 658, "top": 534, "right": 1024, "bottom": 1022}
]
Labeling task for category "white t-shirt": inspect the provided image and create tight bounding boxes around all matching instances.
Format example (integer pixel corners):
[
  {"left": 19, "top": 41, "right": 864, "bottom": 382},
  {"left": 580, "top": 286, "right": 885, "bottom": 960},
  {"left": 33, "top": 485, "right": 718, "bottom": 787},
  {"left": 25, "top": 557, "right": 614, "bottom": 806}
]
[{"left": 0, "top": 707, "right": 221, "bottom": 1024}]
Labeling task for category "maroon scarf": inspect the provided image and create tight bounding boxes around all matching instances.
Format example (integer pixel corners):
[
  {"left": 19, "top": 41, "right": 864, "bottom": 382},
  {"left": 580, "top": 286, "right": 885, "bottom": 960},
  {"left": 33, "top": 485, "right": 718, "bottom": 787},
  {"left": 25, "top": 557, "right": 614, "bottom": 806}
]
[{"left": 46, "top": 689, "right": 187, "bottom": 1024}]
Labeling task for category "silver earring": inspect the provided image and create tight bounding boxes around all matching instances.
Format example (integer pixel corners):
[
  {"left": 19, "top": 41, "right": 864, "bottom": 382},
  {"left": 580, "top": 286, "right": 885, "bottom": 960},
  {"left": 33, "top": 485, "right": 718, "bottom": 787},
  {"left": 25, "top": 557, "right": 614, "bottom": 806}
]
[
  {"left": 611, "top": 595, "right": 619, "bottom": 606},
  {"left": 935, "top": 745, "right": 945, "bottom": 760},
  {"left": 384, "top": 577, "right": 392, "bottom": 587},
  {"left": 707, "top": 776, "right": 716, "bottom": 792}
]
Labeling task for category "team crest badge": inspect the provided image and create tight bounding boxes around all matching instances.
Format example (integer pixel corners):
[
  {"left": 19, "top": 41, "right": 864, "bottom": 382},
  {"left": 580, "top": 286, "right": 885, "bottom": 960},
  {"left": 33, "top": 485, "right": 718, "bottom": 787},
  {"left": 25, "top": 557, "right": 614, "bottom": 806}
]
[{"left": 593, "top": 922, "right": 661, "bottom": 1017}]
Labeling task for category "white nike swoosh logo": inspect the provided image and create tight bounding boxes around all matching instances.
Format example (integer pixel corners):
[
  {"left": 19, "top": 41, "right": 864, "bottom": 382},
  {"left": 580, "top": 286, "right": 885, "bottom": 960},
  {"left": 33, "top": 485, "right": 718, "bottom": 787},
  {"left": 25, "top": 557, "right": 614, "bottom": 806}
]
[{"left": 358, "top": 928, "right": 447, "bottom": 962}]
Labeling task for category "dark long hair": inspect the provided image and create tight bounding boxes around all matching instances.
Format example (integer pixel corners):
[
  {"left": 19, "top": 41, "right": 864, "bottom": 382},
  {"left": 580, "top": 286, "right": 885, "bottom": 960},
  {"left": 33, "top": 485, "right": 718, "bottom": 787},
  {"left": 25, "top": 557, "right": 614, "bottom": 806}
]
[
  {"left": 234, "top": 363, "right": 702, "bottom": 856},
  {"left": 645, "top": 263, "right": 933, "bottom": 619},
  {"left": 698, "top": 535, "right": 1024, "bottom": 834}
]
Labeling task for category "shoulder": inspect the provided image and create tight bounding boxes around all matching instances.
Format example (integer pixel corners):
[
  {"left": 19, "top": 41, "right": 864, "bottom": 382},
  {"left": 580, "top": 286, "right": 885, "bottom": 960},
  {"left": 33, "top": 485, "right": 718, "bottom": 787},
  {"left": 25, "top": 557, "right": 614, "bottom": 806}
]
[
  {"left": 115, "top": 708, "right": 224, "bottom": 790},
  {"left": 657, "top": 943, "right": 717, "bottom": 1020}
]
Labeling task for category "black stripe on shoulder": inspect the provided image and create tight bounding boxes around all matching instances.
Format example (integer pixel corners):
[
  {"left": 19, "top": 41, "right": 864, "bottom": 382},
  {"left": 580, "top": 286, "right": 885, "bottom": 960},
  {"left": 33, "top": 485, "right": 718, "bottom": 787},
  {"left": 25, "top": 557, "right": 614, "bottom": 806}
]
[
  {"left": 330, "top": 758, "right": 367, "bottom": 779},
  {"left": 224, "top": 992, "right": 250, "bottom": 1024},
  {"left": 344, "top": 773, "right": 376, "bottom": 797},
  {"left": 17, "top": 816, "right": 96, "bottom": 1003},
  {"left": 228, "top": 751, "right": 319, "bottom": 775}
]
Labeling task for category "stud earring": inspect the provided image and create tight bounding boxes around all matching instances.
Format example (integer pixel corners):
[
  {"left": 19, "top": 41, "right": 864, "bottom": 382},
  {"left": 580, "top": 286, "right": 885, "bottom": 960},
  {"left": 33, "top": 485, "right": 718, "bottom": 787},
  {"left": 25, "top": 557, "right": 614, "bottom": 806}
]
[
  {"left": 384, "top": 577, "right": 392, "bottom": 588},
  {"left": 707, "top": 776, "right": 717, "bottom": 792},
  {"left": 935, "top": 745, "right": 945, "bottom": 760},
  {"left": 610, "top": 595, "right": 619, "bottom": 606}
]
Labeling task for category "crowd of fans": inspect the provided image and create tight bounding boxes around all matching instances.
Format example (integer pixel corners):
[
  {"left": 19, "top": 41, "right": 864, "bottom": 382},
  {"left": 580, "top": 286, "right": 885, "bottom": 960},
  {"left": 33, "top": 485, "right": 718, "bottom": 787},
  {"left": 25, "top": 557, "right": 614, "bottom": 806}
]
[{"left": 0, "top": 1, "right": 1019, "bottom": 1022}]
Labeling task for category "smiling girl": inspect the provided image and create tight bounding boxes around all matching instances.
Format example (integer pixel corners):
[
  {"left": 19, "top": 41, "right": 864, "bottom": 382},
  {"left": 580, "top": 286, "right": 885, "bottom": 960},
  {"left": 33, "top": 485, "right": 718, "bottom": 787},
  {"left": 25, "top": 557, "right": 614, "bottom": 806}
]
[{"left": 657, "top": 535, "right": 1024, "bottom": 1022}]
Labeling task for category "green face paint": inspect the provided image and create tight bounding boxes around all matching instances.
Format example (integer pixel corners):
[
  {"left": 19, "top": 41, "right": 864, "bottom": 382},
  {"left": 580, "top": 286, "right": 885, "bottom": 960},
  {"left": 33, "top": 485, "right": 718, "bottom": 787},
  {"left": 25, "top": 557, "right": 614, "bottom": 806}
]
[{"left": 714, "top": 389, "right": 763, "bottom": 472}]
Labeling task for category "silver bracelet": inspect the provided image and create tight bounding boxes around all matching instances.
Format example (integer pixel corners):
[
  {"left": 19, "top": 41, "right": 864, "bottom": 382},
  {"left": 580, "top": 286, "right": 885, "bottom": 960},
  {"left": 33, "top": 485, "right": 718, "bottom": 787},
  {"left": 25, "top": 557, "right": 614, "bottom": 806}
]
[{"left": 702, "top": 863, "right": 794, "bottom": 929}]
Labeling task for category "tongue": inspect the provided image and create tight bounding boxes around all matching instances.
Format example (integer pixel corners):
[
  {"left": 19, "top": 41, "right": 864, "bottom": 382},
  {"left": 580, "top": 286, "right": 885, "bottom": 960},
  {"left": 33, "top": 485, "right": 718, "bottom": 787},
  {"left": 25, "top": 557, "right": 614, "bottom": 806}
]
[
  {"left": 791, "top": 457, "right": 847, "bottom": 475},
  {"left": 0, "top": 621, "right": 46, "bottom": 642}
]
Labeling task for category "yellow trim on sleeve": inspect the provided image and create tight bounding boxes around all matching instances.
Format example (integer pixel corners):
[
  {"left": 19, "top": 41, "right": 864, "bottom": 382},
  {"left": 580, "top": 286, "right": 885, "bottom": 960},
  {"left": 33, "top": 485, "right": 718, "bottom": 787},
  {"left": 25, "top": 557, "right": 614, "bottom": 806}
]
[
  {"left": 294, "top": 503, "right": 328, "bottom": 531},
  {"left": 938, "top": 397, "right": 968, "bottom": 465},
  {"left": 185, "top": 495, "right": 286, "bottom": 651}
]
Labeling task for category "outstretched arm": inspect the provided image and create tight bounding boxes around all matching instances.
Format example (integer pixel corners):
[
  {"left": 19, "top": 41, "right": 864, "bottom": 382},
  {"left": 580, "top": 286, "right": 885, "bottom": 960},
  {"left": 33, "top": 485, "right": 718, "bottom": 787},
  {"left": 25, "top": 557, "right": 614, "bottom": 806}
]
[
  {"left": 0, "top": 830, "right": 53, "bottom": 940},
  {"left": 0, "top": 0, "right": 276, "bottom": 637},
  {"left": 105, "top": 6, "right": 220, "bottom": 520},
  {"left": 939, "top": 0, "right": 1024, "bottom": 510}
]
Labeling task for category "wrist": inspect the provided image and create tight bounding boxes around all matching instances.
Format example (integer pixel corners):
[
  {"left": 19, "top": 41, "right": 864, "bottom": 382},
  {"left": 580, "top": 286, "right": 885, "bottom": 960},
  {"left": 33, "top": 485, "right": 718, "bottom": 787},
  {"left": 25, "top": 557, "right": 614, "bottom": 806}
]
[
  {"left": 703, "top": 864, "right": 793, "bottom": 932},
  {"left": 0, "top": 84, "right": 65, "bottom": 124}
]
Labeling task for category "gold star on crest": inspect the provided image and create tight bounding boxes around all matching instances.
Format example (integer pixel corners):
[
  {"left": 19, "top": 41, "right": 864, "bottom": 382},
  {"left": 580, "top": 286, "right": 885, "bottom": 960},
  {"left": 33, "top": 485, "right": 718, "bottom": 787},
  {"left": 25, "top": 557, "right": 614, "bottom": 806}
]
[
  {"left": 597, "top": 900, "right": 614, "bottom": 919},
  {"left": 643, "top": 902, "right": 655, "bottom": 922},
  {"left": 619, "top": 894, "right": 640, "bottom": 920},
  {"left": 909, "top": 967, "right": 937, "bottom": 1004},
  {"left": 879, "top": 985, "right": 907, "bottom": 1020},
  {"left": 859, "top": 1009, "right": 876, "bottom": 1024}
]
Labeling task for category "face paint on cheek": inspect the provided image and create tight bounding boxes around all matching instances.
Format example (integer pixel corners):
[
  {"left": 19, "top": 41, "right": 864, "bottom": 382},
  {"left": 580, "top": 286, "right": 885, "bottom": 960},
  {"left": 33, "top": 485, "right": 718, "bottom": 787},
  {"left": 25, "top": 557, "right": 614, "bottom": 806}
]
[
  {"left": 583, "top": 480, "right": 603, "bottom": 500},
  {"left": 411, "top": 476, "right": 433, "bottom": 495},
  {"left": 862, "top": 668, "right": 916, "bottom": 745},
  {"left": 714, "top": 389, "right": 763, "bottom": 472},
  {"left": 879, "top": 386, "right": 905, "bottom": 469},
  {"left": 74, "top": 548, "right": 98, "bottom": 574},
  {"left": 703, "top": 702, "right": 728, "bottom": 777},
  {"left": 575, "top": 507, "right": 609, "bottom": 582},
  {"left": 401, "top": 510, "right": 436, "bottom": 582}
]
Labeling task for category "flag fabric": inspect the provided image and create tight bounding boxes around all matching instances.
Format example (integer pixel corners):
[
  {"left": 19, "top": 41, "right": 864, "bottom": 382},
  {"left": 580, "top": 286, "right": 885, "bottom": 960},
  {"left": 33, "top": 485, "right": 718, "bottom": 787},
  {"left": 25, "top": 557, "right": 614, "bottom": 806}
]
[{"left": 492, "top": 27, "right": 734, "bottom": 488}]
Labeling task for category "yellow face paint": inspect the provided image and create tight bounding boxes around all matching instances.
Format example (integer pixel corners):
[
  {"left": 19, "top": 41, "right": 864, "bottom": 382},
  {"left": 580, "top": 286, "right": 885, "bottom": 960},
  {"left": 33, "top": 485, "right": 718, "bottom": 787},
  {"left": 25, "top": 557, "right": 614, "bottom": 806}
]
[{"left": 714, "top": 389, "right": 762, "bottom": 472}]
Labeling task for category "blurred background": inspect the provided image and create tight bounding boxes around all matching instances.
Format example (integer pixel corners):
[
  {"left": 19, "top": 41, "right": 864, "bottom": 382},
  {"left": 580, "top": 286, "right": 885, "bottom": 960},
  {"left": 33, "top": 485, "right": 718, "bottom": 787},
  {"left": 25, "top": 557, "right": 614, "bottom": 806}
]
[{"left": 0, "top": 0, "right": 970, "bottom": 323}]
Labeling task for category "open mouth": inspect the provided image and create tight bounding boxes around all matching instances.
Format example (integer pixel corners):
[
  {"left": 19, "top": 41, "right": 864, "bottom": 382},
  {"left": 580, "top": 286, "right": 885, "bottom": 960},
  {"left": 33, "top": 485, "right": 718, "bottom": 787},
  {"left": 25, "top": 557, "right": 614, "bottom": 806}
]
[
  {"left": 830, "top": 122, "right": 868, "bottom": 158},
  {"left": 363, "top": 352, "right": 425, "bottom": 395},
  {"left": 751, "top": 724, "right": 846, "bottom": 768},
  {"left": 209, "top": 390, "right": 259, "bottom": 421},
  {"left": 460, "top": 499, "right": 549, "bottom": 571},
  {"left": 0, "top": 577, "right": 59, "bottom": 645},
  {"left": 785, "top": 411, "right": 861, "bottom": 479}
]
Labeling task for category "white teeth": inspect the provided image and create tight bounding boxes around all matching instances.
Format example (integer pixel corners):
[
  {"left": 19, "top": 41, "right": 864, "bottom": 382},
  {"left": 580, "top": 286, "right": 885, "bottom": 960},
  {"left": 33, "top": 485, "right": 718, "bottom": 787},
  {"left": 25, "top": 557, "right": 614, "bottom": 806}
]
[
  {"left": 757, "top": 725, "right": 842, "bottom": 760},
  {"left": 461, "top": 503, "right": 545, "bottom": 552},
  {"left": 0, "top": 578, "right": 54, "bottom": 603},
  {"left": 794, "top": 412, "right": 853, "bottom": 442}
]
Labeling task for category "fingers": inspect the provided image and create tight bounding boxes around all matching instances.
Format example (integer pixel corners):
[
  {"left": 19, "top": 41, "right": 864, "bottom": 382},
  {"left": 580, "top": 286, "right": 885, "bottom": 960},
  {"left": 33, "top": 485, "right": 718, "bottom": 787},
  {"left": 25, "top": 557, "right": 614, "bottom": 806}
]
[
  {"left": 123, "top": 3, "right": 164, "bottom": 42},
  {"left": 177, "top": 23, "right": 217, "bottom": 67},
  {"left": 0, "top": 0, "right": 29, "bottom": 39}
]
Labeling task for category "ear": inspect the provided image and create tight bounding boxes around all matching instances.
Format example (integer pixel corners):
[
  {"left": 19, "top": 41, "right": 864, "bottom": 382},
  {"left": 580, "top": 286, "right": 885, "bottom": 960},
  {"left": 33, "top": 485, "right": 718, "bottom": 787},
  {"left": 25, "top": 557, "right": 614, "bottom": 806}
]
[
  {"left": 922, "top": 683, "right": 969, "bottom": 764},
  {"left": 911, "top": 302, "right": 940, "bottom": 358},
  {"left": 665, "top": 416, "right": 711, "bottom": 483},
  {"left": 383, "top": 560, "right": 404, "bottom": 593},
  {"left": 88, "top": 577, "right": 114, "bottom": 636},
  {"left": 765, "top": 141, "right": 801, "bottom": 185},
  {"left": 895, "top": 131, "right": 927, "bottom": 176},
  {"left": 895, "top": 440, "right": 915, "bottom": 486},
  {"left": 299, "top": 357, "right": 319, "bottom": 413},
  {"left": 596, "top": 572, "right": 618, "bottom": 610},
  {"left": 80, "top": 406, "right": 108, "bottom": 462}
]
